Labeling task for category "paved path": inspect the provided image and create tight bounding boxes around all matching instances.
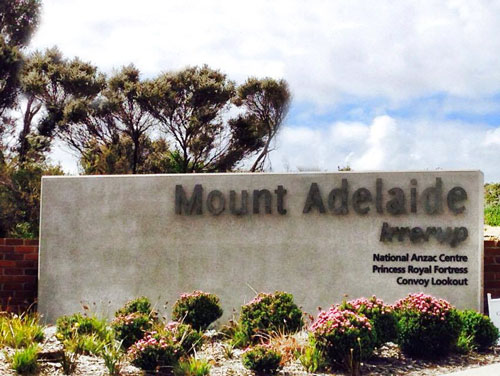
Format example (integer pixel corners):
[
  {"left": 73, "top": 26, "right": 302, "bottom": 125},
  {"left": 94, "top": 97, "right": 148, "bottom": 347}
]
[{"left": 442, "top": 362, "right": 500, "bottom": 375}]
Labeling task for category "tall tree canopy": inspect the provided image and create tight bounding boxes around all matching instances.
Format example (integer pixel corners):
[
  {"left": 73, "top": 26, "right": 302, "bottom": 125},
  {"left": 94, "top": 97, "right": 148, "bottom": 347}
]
[
  {"left": 0, "top": 0, "right": 41, "bottom": 118},
  {"left": 140, "top": 65, "right": 291, "bottom": 172}
]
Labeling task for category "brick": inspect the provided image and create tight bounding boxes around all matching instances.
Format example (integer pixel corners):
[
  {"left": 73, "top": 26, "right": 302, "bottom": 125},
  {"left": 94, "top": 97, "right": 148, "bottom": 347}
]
[
  {"left": 485, "top": 280, "right": 500, "bottom": 288},
  {"left": 16, "top": 261, "right": 36, "bottom": 268},
  {"left": 23, "top": 282, "right": 37, "bottom": 291},
  {"left": 24, "top": 254, "right": 38, "bottom": 261},
  {"left": 2, "top": 283, "right": 23, "bottom": 291},
  {"left": 485, "top": 256, "right": 496, "bottom": 265},
  {"left": 24, "top": 239, "right": 38, "bottom": 246},
  {"left": 4, "top": 268, "right": 23, "bottom": 276},
  {"left": 0, "top": 276, "right": 36, "bottom": 283},
  {"left": 14, "top": 246, "right": 37, "bottom": 253},
  {"left": 14, "top": 291, "right": 35, "bottom": 299},
  {"left": 485, "top": 240, "right": 499, "bottom": 247},
  {"left": 5, "top": 239, "right": 23, "bottom": 246},
  {"left": 485, "top": 265, "right": 500, "bottom": 273},
  {"left": 4, "top": 253, "right": 24, "bottom": 261},
  {"left": 485, "top": 249, "right": 500, "bottom": 256},
  {"left": 0, "top": 245, "right": 15, "bottom": 253},
  {"left": 0, "top": 260, "right": 15, "bottom": 267},
  {"left": 24, "top": 269, "right": 37, "bottom": 276},
  {"left": 0, "top": 238, "right": 5, "bottom": 245}
]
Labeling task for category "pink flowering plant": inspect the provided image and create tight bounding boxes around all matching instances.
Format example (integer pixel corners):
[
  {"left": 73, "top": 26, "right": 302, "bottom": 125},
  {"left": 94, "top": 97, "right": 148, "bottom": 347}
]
[
  {"left": 239, "top": 291, "right": 303, "bottom": 342},
  {"left": 162, "top": 321, "right": 203, "bottom": 355},
  {"left": 339, "top": 296, "right": 397, "bottom": 346},
  {"left": 394, "top": 293, "right": 462, "bottom": 359},
  {"left": 172, "top": 291, "right": 223, "bottom": 331},
  {"left": 111, "top": 312, "right": 153, "bottom": 349},
  {"left": 311, "top": 306, "right": 376, "bottom": 371},
  {"left": 127, "top": 331, "right": 181, "bottom": 372}
]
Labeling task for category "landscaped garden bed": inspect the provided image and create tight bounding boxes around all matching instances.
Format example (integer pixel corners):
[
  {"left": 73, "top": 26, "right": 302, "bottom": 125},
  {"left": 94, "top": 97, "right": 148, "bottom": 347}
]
[{"left": 0, "top": 292, "right": 499, "bottom": 375}]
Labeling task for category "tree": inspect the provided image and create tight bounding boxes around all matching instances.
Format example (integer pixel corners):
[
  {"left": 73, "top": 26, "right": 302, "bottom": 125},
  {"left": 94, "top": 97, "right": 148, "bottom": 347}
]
[
  {"left": 20, "top": 47, "right": 105, "bottom": 162},
  {"left": 234, "top": 77, "right": 291, "bottom": 172},
  {"left": 104, "top": 65, "right": 156, "bottom": 173},
  {"left": 80, "top": 135, "right": 175, "bottom": 175},
  {"left": 0, "top": 0, "right": 41, "bottom": 118},
  {"left": 142, "top": 66, "right": 291, "bottom": 172}
]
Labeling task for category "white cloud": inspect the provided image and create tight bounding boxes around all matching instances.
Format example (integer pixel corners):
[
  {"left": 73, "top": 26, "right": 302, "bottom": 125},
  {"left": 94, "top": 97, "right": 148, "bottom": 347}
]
[
  {"left": 272, "top": 116, "right": 500, "bottom": 181},
  {"left": 30, "top": 0, "right": 500, "bottom": 103}
]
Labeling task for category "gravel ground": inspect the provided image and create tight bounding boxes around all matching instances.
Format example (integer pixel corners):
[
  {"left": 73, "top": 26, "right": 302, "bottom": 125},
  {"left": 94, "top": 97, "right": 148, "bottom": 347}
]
[{"left": 1, "top": 327, "right": 499, "bottom": 375}]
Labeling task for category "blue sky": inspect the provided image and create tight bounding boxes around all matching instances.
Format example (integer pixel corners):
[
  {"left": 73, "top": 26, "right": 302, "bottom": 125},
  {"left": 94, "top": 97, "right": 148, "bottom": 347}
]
[{"left": 29, "top": 0, "right": 500, "bottom": 181}]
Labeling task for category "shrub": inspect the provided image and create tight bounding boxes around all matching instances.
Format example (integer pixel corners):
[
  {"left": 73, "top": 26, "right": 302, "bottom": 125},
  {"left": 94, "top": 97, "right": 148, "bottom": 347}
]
[
  {"left": 174, "top": 357, "right": 211, "bottom": 376},
  {"left": 115, "top": 296, "right": 153, "bottom": 316},
  {"left": 239, "top": 291, "right": 303, "bottom": 341},
  {"left": 127, "top": 331, "right": 182, "bottom": 372},
  {"left": 11, "top": 344, "right": 39, "bottom": 374},
  {"left": 459, "top": 310, "right": 499, "bottom": 351},
  {"left": 172, "top": 291, "right": 223, "bottom": 331},
  {"left": 0, "top": 313, "right": 44, "bottom": 348},
  {"left": 394, "top": 293, "right": 462, "bottom": 359},
  {"left": 164, "top": 321, "right": 203, "bottom": 355},
  {"left": 311, "top": 306, "right": 376, "bottom": 373},
  {"left": 339, "top": 296, "right": 397, "bottom": 346},
  {"left": 242, "top": 345, "right": 282, "bottom": 375},
  {"left": 56, "top": 313, "right": 109, "bottom": 340},
  {"left": 111, "top": 312, "right": 153, "bottom": 349},
  {"left": 299, "top": 338, "right": 327, "bottom": 373},
  {"left": 485, "top": 205, "right": 500, "bottom": 226}
]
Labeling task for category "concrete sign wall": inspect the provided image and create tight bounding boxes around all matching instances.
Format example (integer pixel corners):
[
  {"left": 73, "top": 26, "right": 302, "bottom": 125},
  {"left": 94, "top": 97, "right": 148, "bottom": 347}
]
[{"left": 39, "top": 171, "right": 483, "bottom": 322}]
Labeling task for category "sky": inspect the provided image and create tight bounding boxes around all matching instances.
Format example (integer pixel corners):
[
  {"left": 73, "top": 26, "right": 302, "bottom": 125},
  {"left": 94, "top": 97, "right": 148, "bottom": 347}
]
[{"left": 28, "top": 0, "right": 500, "bottom": 181}]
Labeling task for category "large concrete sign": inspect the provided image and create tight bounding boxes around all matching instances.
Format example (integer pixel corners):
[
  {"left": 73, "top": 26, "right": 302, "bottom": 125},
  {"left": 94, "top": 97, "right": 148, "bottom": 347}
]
[{"left": 39, "top": 171, "right": 483, "bottom": 322}]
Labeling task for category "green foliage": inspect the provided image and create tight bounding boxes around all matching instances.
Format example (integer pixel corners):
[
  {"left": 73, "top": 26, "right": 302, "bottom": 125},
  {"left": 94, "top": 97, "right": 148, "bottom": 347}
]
[
  {"left": 455, "top": 333, "right": 476, "bottom": 354},
  {"left": 0, "top": 313, "right": 44, "bottom": 349},
  {"left": 485, "top": 205, "right": 500, "bottom": 226},
  {"left": 459, "top": 310, "right": 499, "bottom": 351},
  {"left": 0, "top": 159, "right": 64, "bottom": 238},
  {"left": 10, "top": 344, "right": 39, "bottom": 374},
  {"left": 56, "top": 312, "right": 110, "bottom": 341},
  {"left": 394, "top": 294, "right": 462, "bottom": 359},
  {"left": 239, "top": 291, "right": 303, "bottom": 341},
  {"left": 111, "top": 312, "right": 153, "bottom": 349},
  {"left": 234, "top": 77, "right": 291, "bottom": 171},
  {"left": 101, "top": 340, "right": 124, "bottom": 376},
  {"left": 127, "top": 331, "right": 182, "bottom": 372},
  {"left": 339, "top": 296, "right": 398, "bottom": 346},
  {"left": 298, "top": 338, "right": 327, "bottom": 373},
  {"left": 115, "top": 296, "right": 153, "bottom": 316},
  {"left": 0, "top": 0, "right": 41, "bottom": 117},
  {"left": 311, "top": 307, "right": 377, "bottom": 372},
  {"left": 157, "top": 321, "right": 204, "bottom": 355},
  {"left": 174, "top": 357, "right": 211, "bottom": 376},
  {"left": 172, "top": 291, "right": 223, "bottom": 331},
  {"left": 485, "top": 183, "right": 500, "bottom": 206},
  {"left": 241, "top": 345, "right": 282, "bottom": 375}
]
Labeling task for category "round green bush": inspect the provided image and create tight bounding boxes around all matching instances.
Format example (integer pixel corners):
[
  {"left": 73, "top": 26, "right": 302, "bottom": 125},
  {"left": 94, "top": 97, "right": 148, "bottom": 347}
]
[
  {"left": 239, "top": 291, "right": 303, "bottom": 340},
  {"left": 111, "top": 312, "right": 153, "bottom": 349},
  {"left": 172, "top": 291, "right": 223, "bottom": 331},
  {"left": 127, "top": 332, "right": 181, "bottom": 371},
  {"left": 339, "top": 296, "right": 397, "bottom": 347},
  {"left": 242, "top": 345, "right": 282, "bottom": 375},
  {"left": 311, "top": 306, "right": 377, "bottom": 370},
  {"left": 395, "top": 293, "right": 462, "bottom": 359},
  {"left": 459, "top": 309, "right": 499, "bottom": 351},
  {"left": 165, "top": 321, "right": 203, "bottom": 355},
  {"left": 115, "top": 296, "right": 154, "bottom": 316}
]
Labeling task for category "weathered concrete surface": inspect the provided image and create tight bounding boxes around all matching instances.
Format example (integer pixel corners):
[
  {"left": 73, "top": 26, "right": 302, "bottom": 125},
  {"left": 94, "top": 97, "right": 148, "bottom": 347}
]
[{"left": 38, "top": 171, "right": 483, "bottom": 323}]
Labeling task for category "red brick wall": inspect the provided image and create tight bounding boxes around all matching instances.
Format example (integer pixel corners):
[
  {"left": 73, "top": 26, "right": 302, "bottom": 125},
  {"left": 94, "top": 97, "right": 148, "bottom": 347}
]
[
  {"left": 0, "top": 238, "right": 38, "bottom": 312},
  {"left": 485, "top": 239, "right": 500, "bottom": 314},
  {"left": 0, "top": 238, "right": 499, "bottom": 313}
]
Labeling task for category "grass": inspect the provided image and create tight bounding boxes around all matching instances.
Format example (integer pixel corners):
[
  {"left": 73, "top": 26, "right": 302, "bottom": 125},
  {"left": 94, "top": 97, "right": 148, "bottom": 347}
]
[
  {"left": 10, "top": 344, "right": 40, "bottom": 374},
  {"left": 0, "top": 313, "right": 45, "bottom": 349},
  {"left": 174, "top": 357, "right": 211, "bottom": 376}
]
